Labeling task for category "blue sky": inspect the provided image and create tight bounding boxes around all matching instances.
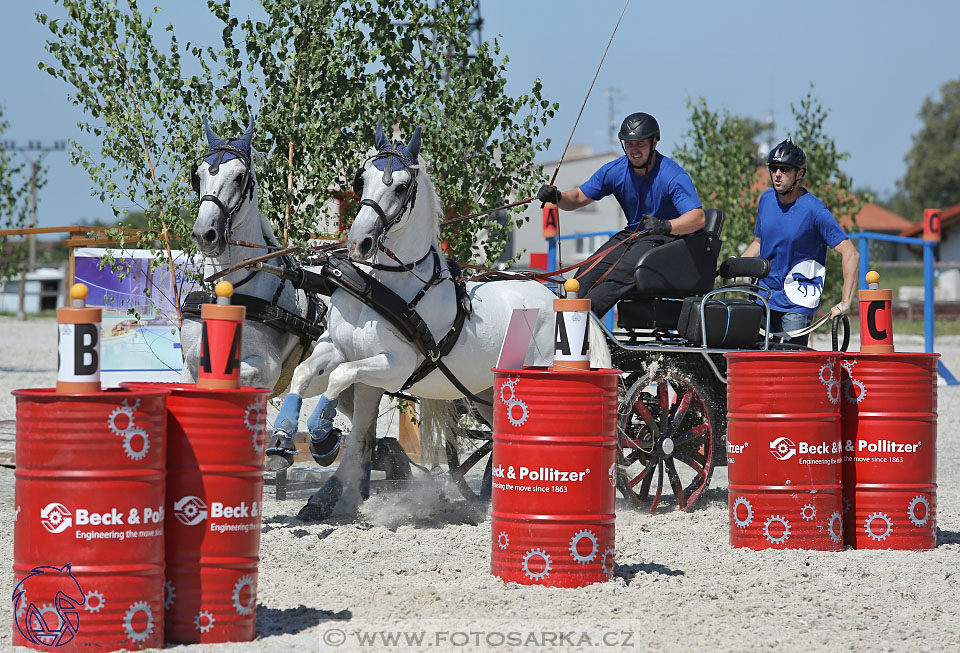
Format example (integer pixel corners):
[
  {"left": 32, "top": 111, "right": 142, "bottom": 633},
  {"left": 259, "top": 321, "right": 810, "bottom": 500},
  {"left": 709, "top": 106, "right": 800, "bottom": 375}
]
[{"left": 2, "top": 0, "right": 960, "bottom": 231}]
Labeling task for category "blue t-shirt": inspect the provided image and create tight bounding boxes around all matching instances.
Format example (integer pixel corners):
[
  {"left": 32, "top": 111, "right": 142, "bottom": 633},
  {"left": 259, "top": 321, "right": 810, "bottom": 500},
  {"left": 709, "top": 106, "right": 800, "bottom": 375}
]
[
  {"left": 755, "top": 188, "right": 848, "bottom": 316},
  {"left": 579, "top": 154, "right": 702, "bottom": 230}
]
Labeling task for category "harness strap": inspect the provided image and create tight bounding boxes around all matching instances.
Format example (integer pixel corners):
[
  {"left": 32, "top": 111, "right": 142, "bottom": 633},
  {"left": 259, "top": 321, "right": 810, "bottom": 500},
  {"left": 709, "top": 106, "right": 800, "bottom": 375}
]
[
  {"left": 180, "top": 290, "right": 326, "bottom": 343},
  {"left": 322, "top": 255, "right": 491, "bottom": 406}
]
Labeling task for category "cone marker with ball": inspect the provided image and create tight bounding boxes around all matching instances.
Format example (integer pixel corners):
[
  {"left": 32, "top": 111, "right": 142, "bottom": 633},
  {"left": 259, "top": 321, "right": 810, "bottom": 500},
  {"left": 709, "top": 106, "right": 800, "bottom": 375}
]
[
  {"left": 859, "top": 270, "right": 894, "bottom": 353},
  {"left": 553, "top": 278, "right": 591, "bottom": 370},
  {"left": 197, "top": 280, "right": 246, "bottom": 389},
  {"left": 56, "top": 283, "right": 102, "bottom": 393}
]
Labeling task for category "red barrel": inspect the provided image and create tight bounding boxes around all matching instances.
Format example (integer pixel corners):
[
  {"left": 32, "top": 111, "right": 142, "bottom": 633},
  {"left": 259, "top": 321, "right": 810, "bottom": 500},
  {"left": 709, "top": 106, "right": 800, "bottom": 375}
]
[
  {"left": 13, "top": 388, "right": 168, "bottom": 651},
  {"left": 726, "top": 353, "right": 843, "bottom": 550},
  {"left": 124, "top": 382, "right": 267, "bottom": 644},
  {"left": 840, "top": 353, "right": 938, "bottom": 549},
  {"left": 490, "top": 367, "right": 618, "bottom": 587}
]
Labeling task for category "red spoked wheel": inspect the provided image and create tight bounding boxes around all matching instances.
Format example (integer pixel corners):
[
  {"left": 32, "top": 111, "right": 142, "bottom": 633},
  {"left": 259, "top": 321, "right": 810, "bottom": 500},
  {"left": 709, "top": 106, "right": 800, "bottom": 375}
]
[{"left": 617, "top": 363, "right": 719, "bottom": 512}]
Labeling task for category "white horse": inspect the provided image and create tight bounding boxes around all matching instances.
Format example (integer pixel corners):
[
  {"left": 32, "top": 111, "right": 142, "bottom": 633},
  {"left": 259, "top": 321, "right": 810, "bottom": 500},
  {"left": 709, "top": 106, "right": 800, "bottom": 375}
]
[
  {"left": 276, "top": 123, "right": 585, "bottom": 522},
  {"left": 181, "top": 117, "right": 326, "bottom": 402}
]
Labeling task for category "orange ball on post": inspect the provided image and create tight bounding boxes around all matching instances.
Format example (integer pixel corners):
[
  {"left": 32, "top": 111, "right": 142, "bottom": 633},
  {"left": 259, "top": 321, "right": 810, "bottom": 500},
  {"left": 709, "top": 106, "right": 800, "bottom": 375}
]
[
  {"left": 553, "top": 278, "right": 592, "bottom": 370},
  {"left": 56, "top": 283, "right": 102, "bottom": 393},
  {"left": 859, "top": 270, "right": 894, "bottom": 353}
]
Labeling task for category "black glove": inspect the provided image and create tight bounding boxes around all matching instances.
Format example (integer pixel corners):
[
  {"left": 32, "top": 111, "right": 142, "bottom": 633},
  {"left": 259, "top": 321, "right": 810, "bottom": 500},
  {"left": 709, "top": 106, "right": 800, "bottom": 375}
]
[
  {"left": 537, "top": 184, "right": 561, "bottom": 205},
  {"left": 640, "top": 215, "right": 672, "bottom": 235}
]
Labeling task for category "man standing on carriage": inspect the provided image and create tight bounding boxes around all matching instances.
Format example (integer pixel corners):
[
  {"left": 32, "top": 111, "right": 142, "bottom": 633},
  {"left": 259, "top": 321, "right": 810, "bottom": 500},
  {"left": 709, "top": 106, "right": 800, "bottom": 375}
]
[
  {"left": 742, "top": 138, "right": 859, "bottom": 346},
  {"left": 537, "top": 112, "right": 706, "bottom": 317}
]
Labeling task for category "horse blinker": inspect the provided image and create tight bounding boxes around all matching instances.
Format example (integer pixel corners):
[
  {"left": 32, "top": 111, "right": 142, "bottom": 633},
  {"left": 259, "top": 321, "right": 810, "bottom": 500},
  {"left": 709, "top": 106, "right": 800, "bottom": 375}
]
[{"left": 190, "top": 164, "right": 201, "bottom": 194}]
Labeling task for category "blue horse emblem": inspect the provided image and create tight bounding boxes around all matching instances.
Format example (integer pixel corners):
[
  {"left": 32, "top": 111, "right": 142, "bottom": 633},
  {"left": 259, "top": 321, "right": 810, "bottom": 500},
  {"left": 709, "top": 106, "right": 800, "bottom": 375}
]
[
  {"left": 791, "top": 271, "right": 824, "bottom": 298},
  {"left": 13, "top": 564, "right": 85, "bottom": 647}
]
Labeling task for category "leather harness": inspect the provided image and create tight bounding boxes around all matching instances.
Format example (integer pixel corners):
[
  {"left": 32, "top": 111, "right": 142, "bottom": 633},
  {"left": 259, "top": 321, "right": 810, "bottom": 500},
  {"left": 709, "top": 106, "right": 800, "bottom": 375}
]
[{"left": 319, "top": 252, "right": 488, "bottom": 405}]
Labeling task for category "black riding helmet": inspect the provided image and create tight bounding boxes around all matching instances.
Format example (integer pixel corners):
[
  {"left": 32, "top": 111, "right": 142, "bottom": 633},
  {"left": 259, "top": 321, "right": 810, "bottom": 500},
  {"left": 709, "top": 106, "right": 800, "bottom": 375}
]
[
  {"left": 619, "top": 112, "right": 660, "bottom": 171},
  {"left": 619, "top": 112, "right": 660, "bottom": 141},
  {"left": 767, "top": 138, "right": 806, "bottom": 169}
]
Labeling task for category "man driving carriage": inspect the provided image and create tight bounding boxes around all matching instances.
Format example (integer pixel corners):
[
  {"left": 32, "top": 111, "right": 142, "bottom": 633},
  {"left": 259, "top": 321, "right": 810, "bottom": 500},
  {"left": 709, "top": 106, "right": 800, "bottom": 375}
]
[
  {"left": 742, "top": 138, "right": 859, "bottom": 346},
  {"left": 536, "top": 112, "right": 706, "bottom": 317}
]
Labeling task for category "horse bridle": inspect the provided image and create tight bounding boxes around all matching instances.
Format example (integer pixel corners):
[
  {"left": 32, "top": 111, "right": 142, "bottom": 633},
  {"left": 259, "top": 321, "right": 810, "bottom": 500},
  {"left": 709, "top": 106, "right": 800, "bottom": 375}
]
[
  {"left": 190, "top": 141, "right": 255, "bottom": 243},
  {"left": 352, "top": 145, "right": 420, "bottom": 238}
]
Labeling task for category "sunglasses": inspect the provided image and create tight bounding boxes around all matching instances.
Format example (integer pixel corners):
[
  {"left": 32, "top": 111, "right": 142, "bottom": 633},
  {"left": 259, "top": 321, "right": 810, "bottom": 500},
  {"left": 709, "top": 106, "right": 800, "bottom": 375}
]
[{"left": 768, "top": 164, "right": 796, "bottom": 174}]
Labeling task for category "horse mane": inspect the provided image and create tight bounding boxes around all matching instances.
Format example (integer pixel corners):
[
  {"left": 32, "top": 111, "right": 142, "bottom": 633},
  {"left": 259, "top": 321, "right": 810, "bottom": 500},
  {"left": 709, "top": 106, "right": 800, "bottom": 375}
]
[{"left": 418, "top": 155, "right": 443, "bottom": 242}]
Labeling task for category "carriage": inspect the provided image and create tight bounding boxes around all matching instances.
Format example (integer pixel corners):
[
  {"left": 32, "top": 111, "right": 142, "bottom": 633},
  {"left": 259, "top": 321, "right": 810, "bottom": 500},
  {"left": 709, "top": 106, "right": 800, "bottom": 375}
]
[{"left": 186, "top": 118, "right": 849, "bottom": 518}]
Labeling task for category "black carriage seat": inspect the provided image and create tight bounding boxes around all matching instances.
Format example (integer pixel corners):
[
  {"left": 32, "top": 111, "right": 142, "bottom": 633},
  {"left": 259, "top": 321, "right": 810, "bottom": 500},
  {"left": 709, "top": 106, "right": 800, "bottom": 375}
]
[
  {"left": 616, "top": 208, "right": 725, "bottom": 330},
  {"left": 677, "top": 256, "right": 771, "bottom": 348}
]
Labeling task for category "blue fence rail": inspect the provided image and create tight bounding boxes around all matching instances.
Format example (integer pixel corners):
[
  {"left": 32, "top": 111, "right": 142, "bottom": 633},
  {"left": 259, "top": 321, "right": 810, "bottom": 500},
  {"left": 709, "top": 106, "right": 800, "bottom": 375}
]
[{"left": 850, "top": 231, "right": 957, "bottom": 384}]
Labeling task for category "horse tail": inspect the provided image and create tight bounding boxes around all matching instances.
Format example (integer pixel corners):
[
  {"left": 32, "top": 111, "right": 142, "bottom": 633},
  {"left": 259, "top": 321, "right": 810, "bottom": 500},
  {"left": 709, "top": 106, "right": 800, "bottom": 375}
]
[{"left": 418, "top": 398, "right": 461, "bottom": 464}]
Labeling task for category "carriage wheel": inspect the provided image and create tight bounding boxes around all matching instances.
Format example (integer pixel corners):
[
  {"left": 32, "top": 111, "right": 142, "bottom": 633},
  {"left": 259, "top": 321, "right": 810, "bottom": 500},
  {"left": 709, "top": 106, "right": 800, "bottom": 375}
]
[
  {"left": 445, "top": 436, "right": 493, "bottom": 501},
  {"left": 443, "top": 398, "right": 494, "bottom": 501},
  {"left": 617, "top": 362, "right": 719, "bottom": 513}
]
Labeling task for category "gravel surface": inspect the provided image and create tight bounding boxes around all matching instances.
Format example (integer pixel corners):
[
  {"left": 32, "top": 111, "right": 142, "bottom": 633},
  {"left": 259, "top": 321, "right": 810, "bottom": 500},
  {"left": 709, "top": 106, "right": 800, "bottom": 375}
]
[{"left": 2, "top": 316, "right": 959, "bottom": 652}]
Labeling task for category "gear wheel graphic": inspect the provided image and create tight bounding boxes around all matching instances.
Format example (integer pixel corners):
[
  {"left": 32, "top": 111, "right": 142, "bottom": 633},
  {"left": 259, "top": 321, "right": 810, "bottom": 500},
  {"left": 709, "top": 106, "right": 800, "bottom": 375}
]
[
  {"left": 569, "top": 530, "right": 599, "bottom": 564},
  {"left": 122, "top": 397, "right": 141, "bottom": 411},
  {"left": 39, "top": 603, "right": 62, "bottom": 631},
  {"left": 232, "top": 575, "right": 256, "bottom": 616},
  {"left": 844, "top": 378, "right": 867, "bottom": 404},
  {"left": 194, "top": 610, "right": 216, "bottom": 634},
  {"left": 601, "top": 547, "right": 616, "bottom": 577},
  {"left": 182, "top": 503, "right": 199, "bottom": 519},
  {"left": 108, "top": 406, "right": 136, "bottom": 436},
  {"left": 843, "top": 495, "right": 851, "bottom": 514},
  {"left": 15, "top": 588, "right": 27, "bottom": 620},
  {"left": 865, "top": 512, "right": 893, "bottom": 541},
  {"left": 123, "top": 601, "right": 154, "bottom": 644},
  {"left": 521, "top": 548, "right": 552, "bottom": 581},
  {"left": 499, "top": 376, "right": 519, "bottom": 403},
  {"left": 801, "top": 504, "right": 816, "bottom": 521},
  {"left": 826, "top": 380, "right": 840, "bottom": 405},
  {"left": 48, "top": 510, "right": 64, "bottom": 526},
  {"left": 506, "top": 398, "right": 529, "bottom": 427},
  {"left": 763, "top": 515, "right": 791, "bottom": 544},
  {"left": 497, "top": 531, "right": 509, "bottom": 550},
  {"left": 163, "top": 581, "right": 176, "bottom": 611},
  {"left": 828, "top": 511, "right": 843, "bottom": 543},
  {"left": 732, "top": 497, "right": 754, "bottom": 528},
  {"left": 908, "top": 495, "right": 931, "bottom": 527},
  {"left": 818, "top": 363, "right": 835, "bottom": 385},
  {"left": 84, "top": 589, "right": 105, "bottom": 613},
  {"left": 245, "top": 401, "right": 267, "bottom": 456},
  {"left": 122, "top": 428, "right": 150, "bottom": 461}
]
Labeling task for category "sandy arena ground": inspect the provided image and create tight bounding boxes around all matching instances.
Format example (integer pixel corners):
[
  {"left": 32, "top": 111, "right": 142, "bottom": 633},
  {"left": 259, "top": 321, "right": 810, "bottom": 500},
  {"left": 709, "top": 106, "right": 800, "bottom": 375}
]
[{"left": 1, "top": 315, "right": 959, "bottom": 652}]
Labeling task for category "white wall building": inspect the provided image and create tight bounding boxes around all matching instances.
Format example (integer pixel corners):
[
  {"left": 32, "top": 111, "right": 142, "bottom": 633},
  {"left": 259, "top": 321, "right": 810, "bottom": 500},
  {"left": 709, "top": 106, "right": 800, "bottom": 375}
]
[
  {"left": 504, "top": 146, "right": 628, "bottom": 271},
  {"left": 0, "top": 267, "right": 65, "bottom": 315}
]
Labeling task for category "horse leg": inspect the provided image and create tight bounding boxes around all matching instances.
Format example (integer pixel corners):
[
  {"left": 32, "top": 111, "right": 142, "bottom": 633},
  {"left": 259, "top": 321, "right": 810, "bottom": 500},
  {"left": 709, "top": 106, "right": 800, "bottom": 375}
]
[
  {"left": 266, "top": 340, "right": 341, "bottom": 470},
  {"left": 298, "top": 384, "right": 383, "bottom": 522}
]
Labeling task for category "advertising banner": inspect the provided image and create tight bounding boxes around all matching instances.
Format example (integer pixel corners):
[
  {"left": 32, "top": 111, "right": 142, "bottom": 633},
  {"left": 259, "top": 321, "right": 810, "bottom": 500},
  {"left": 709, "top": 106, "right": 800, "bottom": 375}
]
[{"left": 73, "top": 248, "right": 198, "bottom": 386}]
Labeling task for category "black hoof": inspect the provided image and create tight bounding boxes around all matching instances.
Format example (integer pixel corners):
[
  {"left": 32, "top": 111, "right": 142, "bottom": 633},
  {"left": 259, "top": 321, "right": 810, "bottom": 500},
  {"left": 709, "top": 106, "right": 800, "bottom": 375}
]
[
  {"left": 265, "top": 453, "right": 294, "bottom": 472},
  {"left": 297, "top": 476, "right": 343, "bottom": 522},
  {"left": 266, "top": 431, "right": 298, "bottom": 456},
  {"left": 372, "top": 438, "right": 412, "bottom": 482},
  {"left": 309, "top": 427, "right": 342, "bottom": 467}
]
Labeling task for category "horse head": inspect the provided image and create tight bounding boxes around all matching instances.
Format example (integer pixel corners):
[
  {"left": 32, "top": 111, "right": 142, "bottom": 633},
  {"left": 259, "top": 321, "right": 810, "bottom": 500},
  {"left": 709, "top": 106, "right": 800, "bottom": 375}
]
[
  {"left": 347, "top": 121, "right": 430, "bottom": 262},
  {"left": 191, "top": 116, "right": 257, "bottom": 257}
]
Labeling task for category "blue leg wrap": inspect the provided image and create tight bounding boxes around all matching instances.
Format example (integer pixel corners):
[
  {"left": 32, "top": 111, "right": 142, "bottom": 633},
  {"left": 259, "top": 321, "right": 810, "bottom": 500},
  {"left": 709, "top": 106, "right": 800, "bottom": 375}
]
[
  {"left": 307, "top": 396, "right": 339, "bottom": 443},
  {"left": 273, "top": 393, "right": 303, "bottom": 436}
]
